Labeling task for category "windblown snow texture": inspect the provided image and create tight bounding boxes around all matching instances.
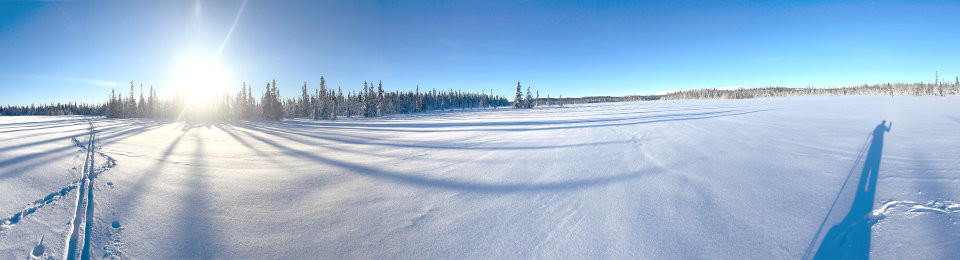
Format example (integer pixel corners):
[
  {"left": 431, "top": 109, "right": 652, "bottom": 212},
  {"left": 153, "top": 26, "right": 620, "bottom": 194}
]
[{"left": 1, "top": 96, "right": 959, "bottom": 259}]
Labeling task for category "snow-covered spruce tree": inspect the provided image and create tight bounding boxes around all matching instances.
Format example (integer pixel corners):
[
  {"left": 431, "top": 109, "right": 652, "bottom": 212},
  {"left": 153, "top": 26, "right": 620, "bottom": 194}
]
[
  {"left": 138, "top": 84, "right": 145, "bottom": 118},
  {"left": 300, "top": 82, "right": 311, "bottom": 118},
  {"left": 490, "top": 89, "right": 496, "bottom": 108},
  {"left": 359, "top": 82, "right": 365, "bottom": 117},
  {"left": 261, "top": 82, "right": 272, "bottom": 119},
  {"left": 247, "top": 84, "right": 256, "bottom": 119},
  {"left": 126, "top": 82, "right": 136, "bottom": 118},
  {"left": 107, "top": 89, "right": 118, "bottom": 118},
  {"left": 119, "top": 84, "right": 127, "bottom": 118},
  {"left": 360, "top": 81, "right": 370, "bottom": 117},
  {"left": 514, "top": 81, "right": 523, "bottom": 108},
  {"left": 333, "top": 86, "right": 341, "bottom": 120},
  {"left": 385, "top": 90, "right": 395, "bottom": 114},
  {"left": 260, "top": 80, "right": 283, "bottom": 120},
  {"left": 345, "top": 91, "right": 354, "bottom": 117},
  {"left": 313, "top": 89, "right": 322, "bottom": 120},
  {"left": 479, "top": 91, "right": 487, "bottom": 109},
  {"left": 237, "top": 83, "right": 248, "bottom": 120},
  {"left": 414, "top": 85, "right": 421, "bottom": 113},
  {"left": 273, "top": 80, "right": 283, "bottom": 120},
  {"left": 367, "top": 81, "right": 378, "bottom": 117},
  {"left": 525, "top": 86, "right": 533, "bottom": 108},
  {"left": 377, "top": 80, "right": 384, "bottom": 116},
  {"left": 316, "top": 76, "right": 328, "bottom": 120},
  {"left": 284, "top": 97, "right": 297, "bottom": 118},
  {"left": 313, "top": 89, "right": 320, "bottom": 119},
  {"left": 147, "top": 85, "right": 156, "bottom": 118},
  {"left": 956, "top": 76, "right": 960, "bottom": 96}
]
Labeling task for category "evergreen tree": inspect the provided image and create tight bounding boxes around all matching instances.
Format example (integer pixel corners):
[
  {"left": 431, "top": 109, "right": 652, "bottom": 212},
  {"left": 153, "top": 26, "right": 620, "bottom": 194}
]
[
  {"left": 247, "top": 84, "right": 255, "bottom": 119},
  {"left": 525, "top": 86, "right": 533, "bottom": 108},
  {"left": 237, "top": 82, "right": 248, "bottom": 119},
  {"left": 273, "top": 80, "right": 282, "bottom": 120},
  {"left": 262, "top": 82, "right": 271, "bottom": 119},
  {"left": 514, "top": 81, "right": 523, "bottom": 108},
  {"left": 313, "top": 89, "right": 321, "bottom": 120},
  {"left": 317, "top": 76, "right": 329, "bottom": 119},
  {"left": 377, "top": 80, "right": 384, "bottom": 116},
  {"left": 127, "top": 81, "right": 136, "bottom": 118},
  {"left": 491, "top": 89, "right": 495, "bottom": 108},
  {"left": 300, "top": 82, "right": 310, "bottom": 118},
  {"left": 147, "top": 85, "right": 156, "bottom": 117},
  {"left": 363, "top": 81, "right": 377, "bottom": 117},
  {"left": 261, "top": 81, "right": 283, "bottom": 120},
  {"left": 335, "top": 86, "right": 342, "bottom": 120},
  {"left": 323, "top": 77, "right": 332, "bottom": 119},
  {"left": 108, "top": 89, "right": 118, "bottom": 118},
  {"left": 138, "top": 84, "right": 145, "bottom": 117},
  {"left": 479, "top": 90, "right": 487, "bottom": 109},
  {"left": 414, "top": 85, "right": 420, "bottom": 113}
]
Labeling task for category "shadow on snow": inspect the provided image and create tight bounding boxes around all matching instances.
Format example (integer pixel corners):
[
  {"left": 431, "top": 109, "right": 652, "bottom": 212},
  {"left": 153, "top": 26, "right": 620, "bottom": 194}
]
[{"left": 805, "top": 120, "right": 891, "bottom": 259}]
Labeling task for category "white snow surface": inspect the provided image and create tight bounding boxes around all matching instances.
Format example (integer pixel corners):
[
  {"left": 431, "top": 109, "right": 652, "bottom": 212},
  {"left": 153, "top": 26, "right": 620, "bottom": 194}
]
[{"left": 1, "top": 96, "right": 959, "bottom": 259}]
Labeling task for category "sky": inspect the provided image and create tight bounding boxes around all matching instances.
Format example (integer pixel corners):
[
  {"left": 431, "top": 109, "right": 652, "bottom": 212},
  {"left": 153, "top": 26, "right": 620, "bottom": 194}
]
[{"left": 1, "top": 0, "right": 959, "bottom": 105}]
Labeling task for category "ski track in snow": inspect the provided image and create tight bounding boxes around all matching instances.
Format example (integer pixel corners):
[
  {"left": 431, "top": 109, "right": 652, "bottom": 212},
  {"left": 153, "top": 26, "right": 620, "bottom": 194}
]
[
  {"left": 0, "top": 183, "right": 78, "bottom": 232},
  {"left": 0, "top": 120, "right": 119, "bottom": 259},
  {"left": 0, "top": 126, "right": 103, "bottom": 234}
]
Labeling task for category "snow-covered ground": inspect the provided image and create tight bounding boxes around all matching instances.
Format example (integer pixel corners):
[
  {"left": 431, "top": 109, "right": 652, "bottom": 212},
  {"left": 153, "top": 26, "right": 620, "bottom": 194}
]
[{"left": 1, "top": 96, "right": 959, "bottom": 259}]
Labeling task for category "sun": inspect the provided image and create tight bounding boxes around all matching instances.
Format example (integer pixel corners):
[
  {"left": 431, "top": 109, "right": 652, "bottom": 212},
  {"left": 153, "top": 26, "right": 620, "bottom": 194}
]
[{"left": 170, "top": 56, "right": 232, "bottom": 106}]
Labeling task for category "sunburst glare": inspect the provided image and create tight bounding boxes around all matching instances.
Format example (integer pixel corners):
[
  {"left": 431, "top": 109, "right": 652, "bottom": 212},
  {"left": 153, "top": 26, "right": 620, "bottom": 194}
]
[{"left": 170, "top": 56, "right": 231, "bottom": 107}]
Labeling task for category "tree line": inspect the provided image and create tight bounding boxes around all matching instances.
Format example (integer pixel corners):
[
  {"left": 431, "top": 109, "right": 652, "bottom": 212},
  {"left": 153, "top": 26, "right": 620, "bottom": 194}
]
[
  {"left": 0, "top": 102, "right": 104, "bottom": 116},
  {"left": 3, "top": 77, "right": 958, "bottom": 118},
  {"left": 102, "top": 78, "right": 511, "bottom": 120},
  {"left": 659, "top": 81, "right": 960, "bottom": 100}
]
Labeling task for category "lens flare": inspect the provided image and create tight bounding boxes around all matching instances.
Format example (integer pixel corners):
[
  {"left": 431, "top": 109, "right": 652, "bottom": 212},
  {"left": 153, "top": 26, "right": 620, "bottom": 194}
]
[{"left": 170, "top": 56, "right": 231, "bottom": 107}]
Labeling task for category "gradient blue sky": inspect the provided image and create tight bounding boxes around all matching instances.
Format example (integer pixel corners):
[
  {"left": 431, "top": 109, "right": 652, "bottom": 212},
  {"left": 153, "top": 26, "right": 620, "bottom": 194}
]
[{"left": 2, "top": 0, "right": 959, "bottom": 105}]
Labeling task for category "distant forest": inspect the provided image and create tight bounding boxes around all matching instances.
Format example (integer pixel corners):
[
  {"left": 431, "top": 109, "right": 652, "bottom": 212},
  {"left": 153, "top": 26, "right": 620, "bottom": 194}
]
[
  {"left": 103, "top": 78, "right": 514, "bottom": 120},
  {"left": 659, "top": 80, "right": 960, "bottom": 100},
  {"left": 2, "top": 78, "right": 511, "bottom": 120},
  {"left": 2, "top": 78, "right": 959, "bottom": 119}
]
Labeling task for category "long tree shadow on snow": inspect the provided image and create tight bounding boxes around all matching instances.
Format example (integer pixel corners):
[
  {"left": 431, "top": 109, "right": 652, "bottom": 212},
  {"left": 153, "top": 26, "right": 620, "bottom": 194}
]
[
  {"left": 272, "top": 108, "right": 775, "bottom": 133},
  {"left": 806, "top": 120, "right": 891, "bottom": 259},
  {"left": 175, "top": 132, "right": 220, "bottom": 258},
  {"left": 240, "top": 121, "right": 630, "bottom": 152},
  {"left": 950, "top": 116, "right": 960, "bottom": 125},
  {"left": 227, "top": 126, "right": 648, "bottom": 193},
  {"left": 218, "top": 107, "right": 777, "bottom": 193},
  {"left": 109, "top": 124, "right": 188, "bottom": 219},
  {"left": 0, "top": 117, "right": 95, "bottom": 134},
  {"left": 0, "top": 120, "right": 163, "bottom": 180}
]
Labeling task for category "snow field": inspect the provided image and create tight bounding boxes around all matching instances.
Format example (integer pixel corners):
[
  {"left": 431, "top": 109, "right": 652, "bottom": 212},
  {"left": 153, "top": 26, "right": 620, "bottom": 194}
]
[{"left": 1, "top": 95, "right": 959, "bottom": 259}]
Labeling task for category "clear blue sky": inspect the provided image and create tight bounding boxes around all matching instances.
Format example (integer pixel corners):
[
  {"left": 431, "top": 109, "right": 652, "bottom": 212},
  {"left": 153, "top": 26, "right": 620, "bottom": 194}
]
[{"left": 1, "top": 0, "right": 959, "bottom": 105}]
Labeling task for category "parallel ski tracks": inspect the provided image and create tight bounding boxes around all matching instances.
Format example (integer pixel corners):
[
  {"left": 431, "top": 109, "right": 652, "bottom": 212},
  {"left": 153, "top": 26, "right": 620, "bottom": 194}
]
[
  {"left": 0, "top": 119, "right": 118, "bottom": 259},
  {"left": 64, "top": 121, "right": 114, "bottom": 260}
]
